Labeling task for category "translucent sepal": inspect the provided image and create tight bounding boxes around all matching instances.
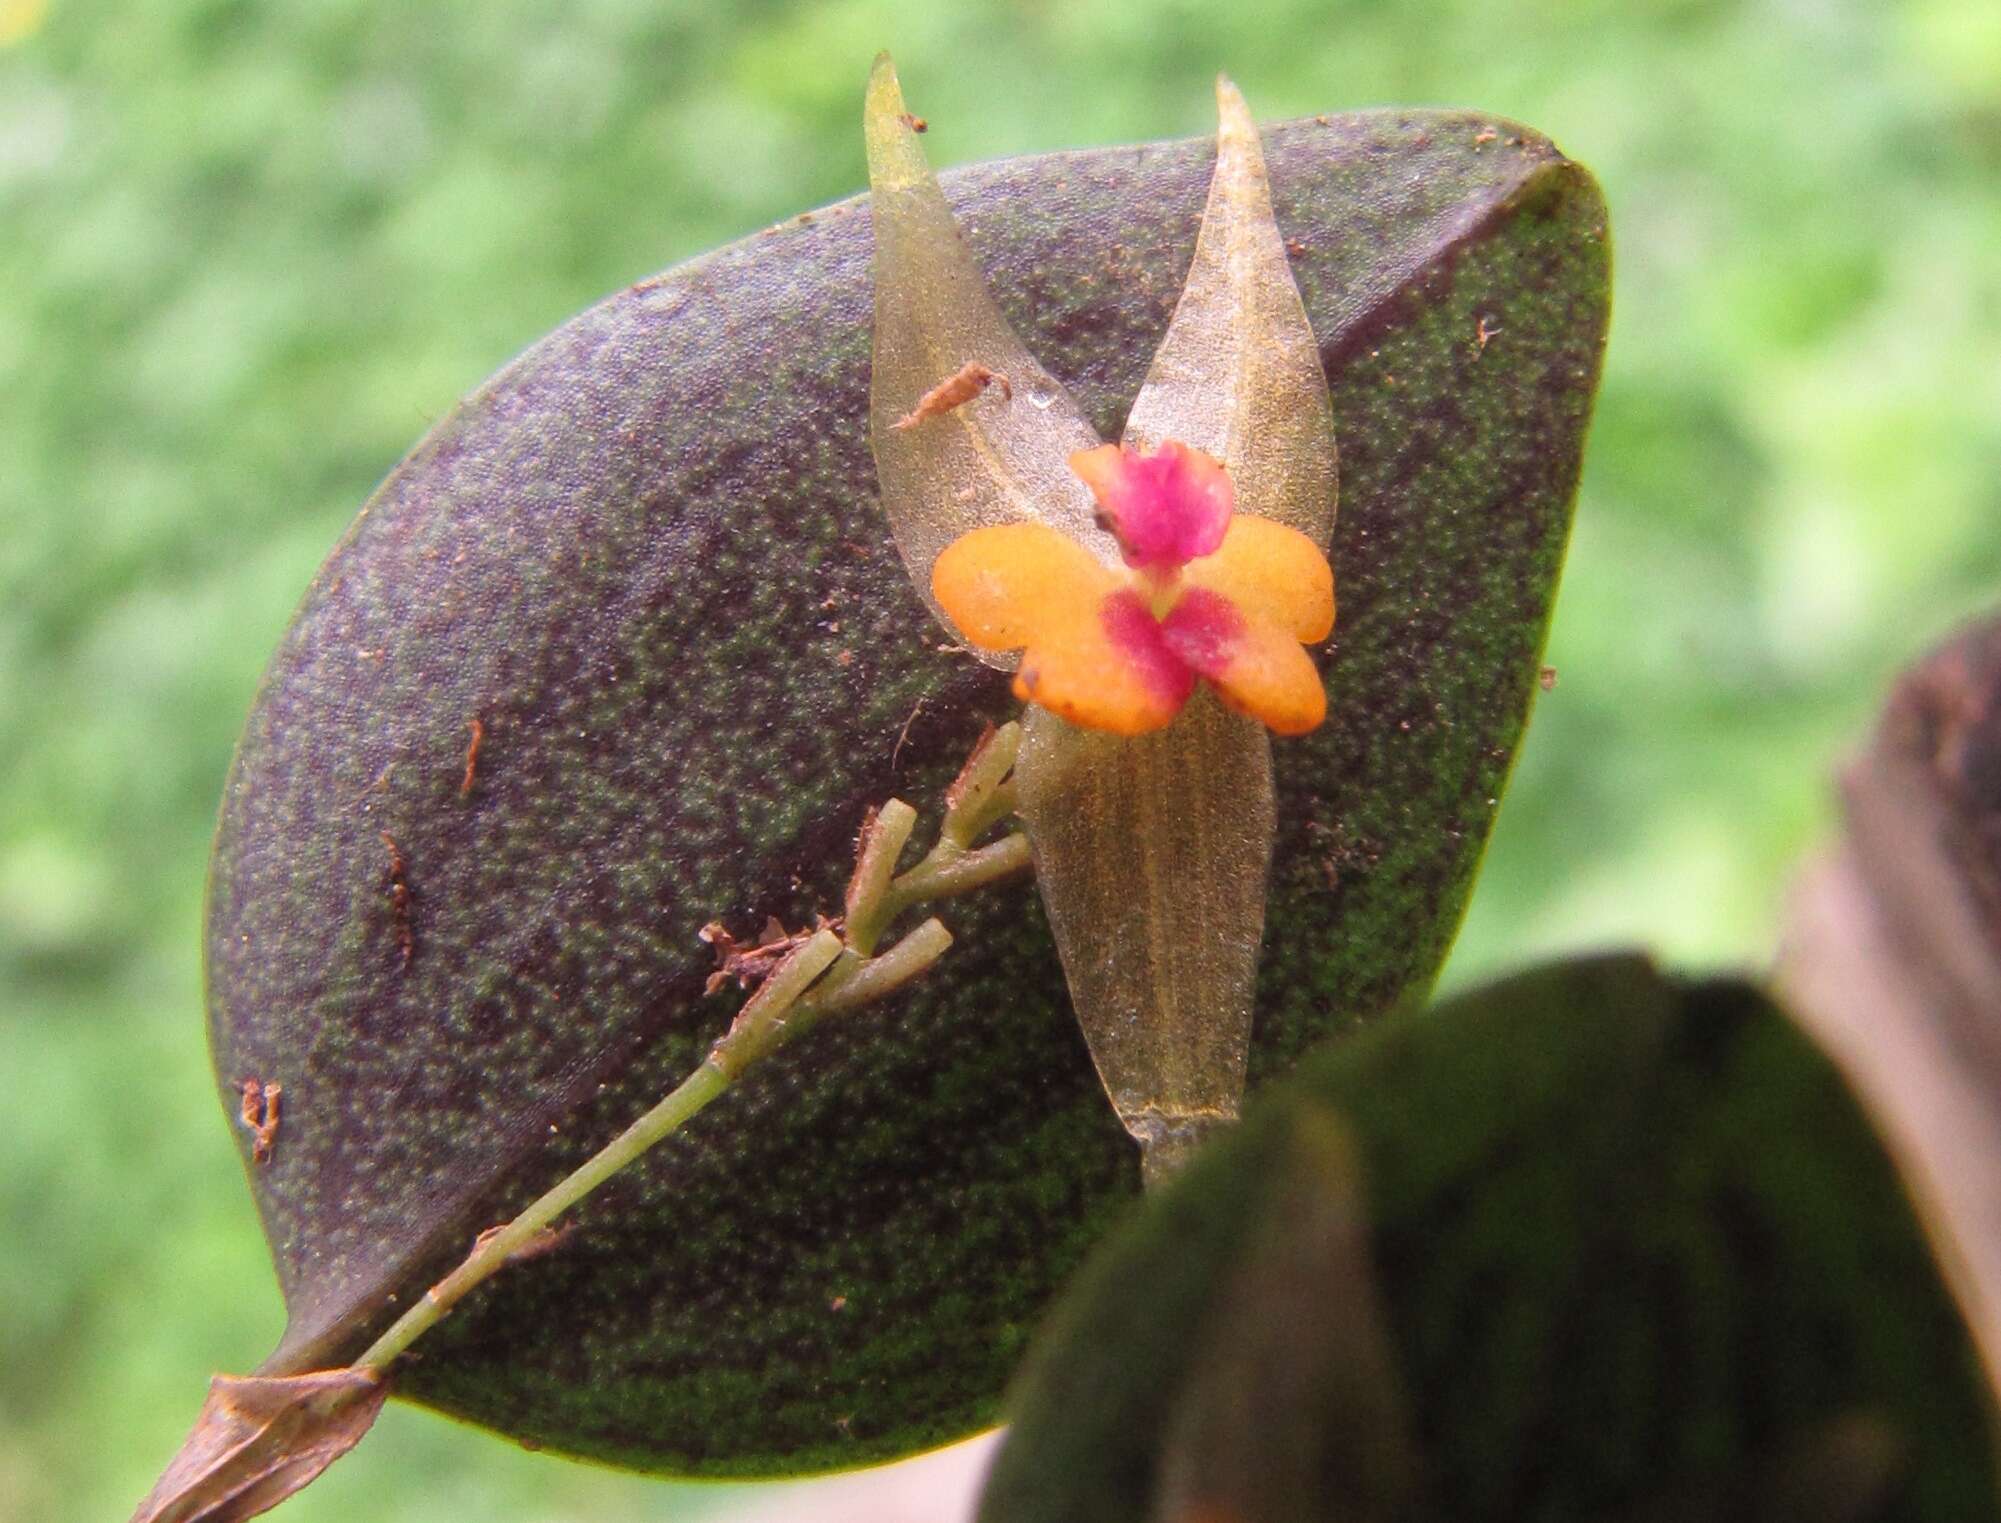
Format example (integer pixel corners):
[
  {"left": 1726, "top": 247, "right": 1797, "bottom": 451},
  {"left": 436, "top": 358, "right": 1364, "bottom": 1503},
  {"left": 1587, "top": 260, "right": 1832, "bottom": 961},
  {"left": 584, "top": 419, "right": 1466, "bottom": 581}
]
[
  {"left": 1015, "top": 688, "right": 1274, "bottom": 1179},
  {"left": 1123, "top": 75, "right": 1338, "bottom": 552},
  {"left": 1013, "top": 78, "right": 1336, "bottom": 1181},
  {"left": 865, "top": 54, "right": 1118, "bottom": 665}
]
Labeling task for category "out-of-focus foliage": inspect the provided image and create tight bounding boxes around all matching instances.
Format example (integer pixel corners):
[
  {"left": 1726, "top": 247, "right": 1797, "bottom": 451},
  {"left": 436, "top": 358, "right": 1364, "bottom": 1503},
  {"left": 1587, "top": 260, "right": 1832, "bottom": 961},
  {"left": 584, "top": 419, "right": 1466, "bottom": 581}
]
[
  {"left": 984, "top": 957, "right": 2000, "bottom": 1522},
  {"left": 1, "top": 2, "right": 1996, "bottom": 1522}
]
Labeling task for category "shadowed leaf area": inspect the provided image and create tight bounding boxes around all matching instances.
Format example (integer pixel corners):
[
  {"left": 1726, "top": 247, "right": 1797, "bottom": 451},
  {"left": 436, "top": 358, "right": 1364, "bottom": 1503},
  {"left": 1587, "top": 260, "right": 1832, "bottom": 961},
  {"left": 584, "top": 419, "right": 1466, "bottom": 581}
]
[
  {"left": 205, "top": 111, "right": 1608, "bottom": 1473},
  {"left": 1783, "top": 610, "right": 2001, "bottom": 1402},
  {"left": 981, "top": 955, "right": 1998, "bottom": 1523}
]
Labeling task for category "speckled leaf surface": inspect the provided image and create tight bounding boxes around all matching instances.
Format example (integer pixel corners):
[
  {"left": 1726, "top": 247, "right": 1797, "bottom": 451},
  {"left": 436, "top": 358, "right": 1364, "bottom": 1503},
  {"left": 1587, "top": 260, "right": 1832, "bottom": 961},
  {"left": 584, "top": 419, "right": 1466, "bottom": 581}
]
[
  {"left": 206, "top": 110, "right": 1609, "bottom": 1475},
  {"left": 980, "top": 957, "right": 1999, "bottom": 1523}
]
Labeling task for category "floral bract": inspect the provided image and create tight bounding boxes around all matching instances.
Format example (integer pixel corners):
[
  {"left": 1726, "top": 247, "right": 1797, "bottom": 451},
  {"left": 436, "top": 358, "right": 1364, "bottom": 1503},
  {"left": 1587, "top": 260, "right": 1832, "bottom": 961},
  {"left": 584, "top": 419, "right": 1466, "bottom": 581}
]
[{"left": 931, "top": 441, "right": 1334, "bottom": 737}]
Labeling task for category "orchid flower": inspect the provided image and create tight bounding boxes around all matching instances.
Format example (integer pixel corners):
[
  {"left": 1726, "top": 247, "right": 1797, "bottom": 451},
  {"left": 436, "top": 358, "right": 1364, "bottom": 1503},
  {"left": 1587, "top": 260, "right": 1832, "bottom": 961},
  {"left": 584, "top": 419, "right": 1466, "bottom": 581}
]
[
  {"left": 934, "top": 439, "right": 1333, "bottom": 737},
  {"left": 866, "top": 55, "right": 1338, "bottom": 1182}
]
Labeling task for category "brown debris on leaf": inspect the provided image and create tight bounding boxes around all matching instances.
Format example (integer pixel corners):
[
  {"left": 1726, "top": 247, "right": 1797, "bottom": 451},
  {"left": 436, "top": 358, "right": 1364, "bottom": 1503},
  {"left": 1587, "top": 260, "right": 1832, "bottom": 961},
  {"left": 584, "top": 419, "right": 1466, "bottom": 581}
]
[
  {"left": 891, "top": 696, "right": 927, "bottom": 772},
  {"left": 380, "top": 832, "right": 414, "bottom": 967},
  {"left": 129, "top": 1368, "right": 389, "bottom": 1523},
  {"left": 459, "top": 716, "right": 485, "bottom": 797},
  {"left": 700, "top": 914, "right": 837, "bottom": 996},
  {"left": 1780, "top": 611, "right": 2001, "bottom": 1399},
  {"left": 237, "top": 1079, "right": 282, "bottom": 1165},
  {"left": 890, "top": 361, "right": 1011, "bottom": 429}
]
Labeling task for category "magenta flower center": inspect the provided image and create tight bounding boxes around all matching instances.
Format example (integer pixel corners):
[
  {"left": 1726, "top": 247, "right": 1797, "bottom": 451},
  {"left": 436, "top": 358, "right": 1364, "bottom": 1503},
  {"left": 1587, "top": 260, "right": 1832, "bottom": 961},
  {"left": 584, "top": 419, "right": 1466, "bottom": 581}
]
[{"left": 1087, "top": 441, "right": 1234, "bottom": 572}]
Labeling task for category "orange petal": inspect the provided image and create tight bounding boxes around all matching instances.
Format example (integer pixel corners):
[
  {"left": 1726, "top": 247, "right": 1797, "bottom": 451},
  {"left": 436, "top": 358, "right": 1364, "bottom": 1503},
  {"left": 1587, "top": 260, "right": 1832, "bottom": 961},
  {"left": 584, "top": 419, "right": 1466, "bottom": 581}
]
[
  {"left": 1181, "top": 515, "right": 1334, "bottom": 643},
  {"left": 932, "top": 523, "right": 1193, "bottom": 734},
  {"left": 931, "top": 522, "right": 1117, "bottom": 651},
  {"left": 1161, "top": 586, "right": 1327, "bottom": 736},
  {"left": 1014, "top": 589, "right": 1195, "bottom": 736}
]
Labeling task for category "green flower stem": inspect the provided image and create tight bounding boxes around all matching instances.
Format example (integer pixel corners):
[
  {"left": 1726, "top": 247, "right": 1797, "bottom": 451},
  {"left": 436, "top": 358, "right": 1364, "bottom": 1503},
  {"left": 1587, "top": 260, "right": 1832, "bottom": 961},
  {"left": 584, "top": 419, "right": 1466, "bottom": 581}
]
[
  {"left": 882, "top": 832, "right": 1033, "bottom": 917},
  {"left": 870, "top": 721, "right": 1031, "bottom": 931},
  {"left": 357, "top": 930, "right": 844, "bottom": 1372},
  {"left": 796, "top": 917, "right": 954, "bottom": 1020},
  {"left": 844, "top": 800, "right": 921, "bottom": 957},
  {"left": 943, "top": 729, "right": 1021, "bottom": 849},
  {"left": 352, "top": 723, "right": 1030, "bottom": 1377},
  {"left": 354, "top": 1061, "right": 726, "bottom": 1371}
]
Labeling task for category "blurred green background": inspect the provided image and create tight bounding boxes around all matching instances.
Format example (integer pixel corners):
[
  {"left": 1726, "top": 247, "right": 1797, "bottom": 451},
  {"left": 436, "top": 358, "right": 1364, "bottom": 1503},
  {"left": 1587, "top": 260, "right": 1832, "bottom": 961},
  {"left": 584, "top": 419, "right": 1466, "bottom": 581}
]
[{"left": 3, "top": 0, "right": 1998, "bottom": 1519}]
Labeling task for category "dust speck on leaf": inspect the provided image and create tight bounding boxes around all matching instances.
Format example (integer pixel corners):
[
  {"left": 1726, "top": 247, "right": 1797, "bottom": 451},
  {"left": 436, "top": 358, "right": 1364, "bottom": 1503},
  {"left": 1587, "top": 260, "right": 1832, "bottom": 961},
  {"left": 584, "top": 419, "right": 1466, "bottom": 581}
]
[{"left": 344, "top": 761, "right": 396, "bottom": 810}]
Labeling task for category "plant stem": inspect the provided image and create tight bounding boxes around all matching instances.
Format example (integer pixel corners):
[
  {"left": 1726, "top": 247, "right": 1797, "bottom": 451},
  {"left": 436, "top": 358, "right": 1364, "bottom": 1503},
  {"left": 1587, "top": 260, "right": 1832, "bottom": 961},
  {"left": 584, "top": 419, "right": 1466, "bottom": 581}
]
[
  {"left": 882, "top": 832, "right": 1032, "bottom": 918},
  {"left": 357, "top": 930, "right": 844, "bottom": 1371},
  {"left": 353, "top": 723, "right": 1030, "bottom": 1375},
  {"left": 844, "top": 800, "right": 920, "bottom": 956},
  {"left": 797, "top": 917, "right": 953, "bottom": 1020}
]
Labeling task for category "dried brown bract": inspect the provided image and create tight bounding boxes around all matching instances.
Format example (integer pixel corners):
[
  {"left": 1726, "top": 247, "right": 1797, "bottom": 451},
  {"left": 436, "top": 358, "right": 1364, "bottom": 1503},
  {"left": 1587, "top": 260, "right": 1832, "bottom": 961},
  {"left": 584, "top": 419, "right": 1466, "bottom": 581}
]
[
  {"left": 129, "top": 1368, "right": 389, "bottom": 1523},
  {"left": 472, "top": 1220, "right": 577, "bottom": 1265},
  {"left": 700, "top": 915, "right": 836, "bottom": 995}
]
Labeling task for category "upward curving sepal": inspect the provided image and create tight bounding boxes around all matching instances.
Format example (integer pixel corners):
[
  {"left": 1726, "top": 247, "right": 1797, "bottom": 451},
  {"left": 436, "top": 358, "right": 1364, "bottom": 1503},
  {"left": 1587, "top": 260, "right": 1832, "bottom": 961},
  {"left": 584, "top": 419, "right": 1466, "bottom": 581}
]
[
  {"left": 1122, "top": 75, "right": 1338, "bottom": 553},
  {"left": 1013, "top": 77, "right": 1338, "bottom": 1181},
  {"left": 865, "top": 53, "right": 1118, "bottom": 664}
]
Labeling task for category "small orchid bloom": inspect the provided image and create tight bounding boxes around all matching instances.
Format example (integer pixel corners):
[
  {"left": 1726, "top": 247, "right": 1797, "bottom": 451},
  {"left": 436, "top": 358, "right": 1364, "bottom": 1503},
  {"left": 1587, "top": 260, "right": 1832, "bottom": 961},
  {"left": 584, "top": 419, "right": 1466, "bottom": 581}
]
[
  {"left": 868, "top": 55, "right": 1340, "bottom": 1182},
  {"left": 931, "top": 440, "right": 1334, "bottom": 738}
]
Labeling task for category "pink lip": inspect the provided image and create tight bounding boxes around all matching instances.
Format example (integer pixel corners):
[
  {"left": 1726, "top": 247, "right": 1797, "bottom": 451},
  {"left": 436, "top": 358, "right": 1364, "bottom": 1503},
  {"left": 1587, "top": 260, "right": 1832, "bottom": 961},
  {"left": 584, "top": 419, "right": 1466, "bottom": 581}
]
[
  {"left": 1100, "top": 589, "right": 1200, "bottom": 708},
  {"left": 1081, "top": 442, "right": 1235, "bottom": 571},
  {"left": 1157, "top": 586, "right": 1245, "bottom": 682}
]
